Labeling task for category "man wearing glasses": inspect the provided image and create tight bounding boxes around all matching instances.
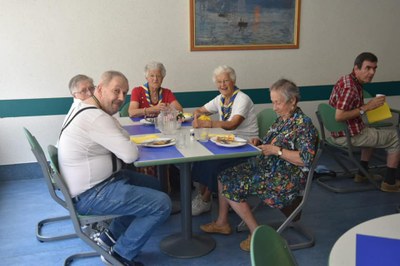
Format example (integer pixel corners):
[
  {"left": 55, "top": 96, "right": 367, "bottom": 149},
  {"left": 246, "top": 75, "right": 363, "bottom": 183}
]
[{"left": 62, "top": 74, "right": 95, "bottom": 127}]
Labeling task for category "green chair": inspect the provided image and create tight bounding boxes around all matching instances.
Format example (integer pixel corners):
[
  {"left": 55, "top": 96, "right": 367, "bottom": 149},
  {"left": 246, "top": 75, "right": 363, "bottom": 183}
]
[
  {"left": 237, "top": 142, "right": 322, "bottom": 250},
  {"left": 251, "top": 225, "right": 297, "bottom": 266},
  {"left": 119, "top": 102, "right": 129, "bottom": 117},
  {"left": 47, "top": 145, "right": 123, "bottom": 266},
  {"left": 23, "top": 127, "right": 76, "bottom": 242},
  {"left": 315, "top": 103, "right": 379, "bottom": 193},
  {"left": 256, "top": 108, "right": 277, "bottom": 138}
]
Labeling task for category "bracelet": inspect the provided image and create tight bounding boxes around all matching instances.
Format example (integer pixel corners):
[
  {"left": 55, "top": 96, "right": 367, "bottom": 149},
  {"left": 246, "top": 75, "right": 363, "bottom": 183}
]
[{"left": 143, "top": 108, "right": 147, "bottom": 116}]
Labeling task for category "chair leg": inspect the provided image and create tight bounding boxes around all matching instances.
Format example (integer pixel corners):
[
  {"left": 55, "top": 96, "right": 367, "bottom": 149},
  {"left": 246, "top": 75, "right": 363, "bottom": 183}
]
[
  {"left": 36, "top": 215, "right": 77, "bottom": 242},
  {"left": 316, "top": 147, "right": 379, "bottom": 193},
  {"left": 64, "top": 251, "right": 99, "bottom": 266}
]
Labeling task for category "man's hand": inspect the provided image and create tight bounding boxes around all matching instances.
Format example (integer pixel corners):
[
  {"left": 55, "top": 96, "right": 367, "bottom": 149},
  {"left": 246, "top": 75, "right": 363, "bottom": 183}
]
[{"left": 365, "top": 95, "right": 385, "bottom": 111}]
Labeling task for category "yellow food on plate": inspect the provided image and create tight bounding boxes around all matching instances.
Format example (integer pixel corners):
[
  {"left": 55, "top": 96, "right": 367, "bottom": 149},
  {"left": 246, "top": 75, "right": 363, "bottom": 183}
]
[
  {"left": 183, "top": 112, "right": 193, "bottom": 119},
  {"left": 208, "top": 133, "right": 235, "bottom": 140},
  {"left": 198, "top": 115, "right": 211, "bottom": 121},
  {"left": 216, "top": 135, "right": 235, "bottom": 142},
  {"left": 130, "top": 134, "right": 159, "bottom": 144}
]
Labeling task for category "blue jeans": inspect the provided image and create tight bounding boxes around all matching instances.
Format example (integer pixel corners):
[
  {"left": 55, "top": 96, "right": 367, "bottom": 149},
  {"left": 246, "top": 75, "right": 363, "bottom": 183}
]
[{"left": 75, "top": 169, "right": 172, "bottom": 261}]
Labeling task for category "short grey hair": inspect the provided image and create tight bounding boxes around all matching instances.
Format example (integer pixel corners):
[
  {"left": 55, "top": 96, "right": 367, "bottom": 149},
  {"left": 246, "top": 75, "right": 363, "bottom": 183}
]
[
  {"left": 100, "top": 70, "right": 129, "bottom": 88},
  {"left": 212, "top": 65, "right": 236, "bottom": 84},
  {"left": 269, "top": 79, "right": 300, "bottom": 104},
  {"left": 144, "top": 61, "right": 166, "bottom": 78},
  {"left": 68, "top": 74, "right": 93, "bottom": 94}
]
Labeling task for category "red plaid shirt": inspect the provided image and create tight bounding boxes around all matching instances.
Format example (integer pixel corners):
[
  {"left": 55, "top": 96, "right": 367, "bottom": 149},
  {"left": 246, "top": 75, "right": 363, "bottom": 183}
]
[{"left": 329, "top": 72, "right": 365, "bottom": 137}]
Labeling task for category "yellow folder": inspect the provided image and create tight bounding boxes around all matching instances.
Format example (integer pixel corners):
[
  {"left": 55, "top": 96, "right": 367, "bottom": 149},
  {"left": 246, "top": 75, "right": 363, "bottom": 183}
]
[{"left": 366, "top": 102, "right": 392, "bottom": 123}]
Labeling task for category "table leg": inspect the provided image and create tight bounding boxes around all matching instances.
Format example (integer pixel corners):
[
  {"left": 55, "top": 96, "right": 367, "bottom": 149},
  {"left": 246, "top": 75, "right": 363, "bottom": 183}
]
[
  {"left": 160, "top": 163, "right": 216, "bottom": 258},
  {"left": 157, "top": 165, "right": 181, "bottom": 214}
]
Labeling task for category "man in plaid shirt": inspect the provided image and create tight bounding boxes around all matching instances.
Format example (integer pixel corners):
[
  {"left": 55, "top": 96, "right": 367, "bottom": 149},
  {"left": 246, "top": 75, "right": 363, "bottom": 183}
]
[{"left": 329, "top": 52, "right": 400, "bottom": 192}]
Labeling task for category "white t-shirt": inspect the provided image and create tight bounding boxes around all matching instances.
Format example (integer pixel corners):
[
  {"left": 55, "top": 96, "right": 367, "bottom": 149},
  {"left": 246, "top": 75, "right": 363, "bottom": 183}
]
[
  {"left": 204, "top": 91, "right": 258, "bottom": 140},
  {"left": 58, "top": 102, "right": 139, "bottom": 197}
]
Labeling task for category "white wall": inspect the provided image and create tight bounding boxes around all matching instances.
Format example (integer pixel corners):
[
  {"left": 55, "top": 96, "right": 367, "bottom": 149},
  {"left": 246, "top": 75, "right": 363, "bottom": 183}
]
[{"left": 1, "top": 0, "right": 400, "bottom": 165}]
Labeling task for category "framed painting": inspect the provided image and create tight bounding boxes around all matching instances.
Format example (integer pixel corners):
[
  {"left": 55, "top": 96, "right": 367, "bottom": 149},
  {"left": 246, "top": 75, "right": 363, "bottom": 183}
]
[{"left": 190, "top": 0, "right": 301, "bottom": 51}]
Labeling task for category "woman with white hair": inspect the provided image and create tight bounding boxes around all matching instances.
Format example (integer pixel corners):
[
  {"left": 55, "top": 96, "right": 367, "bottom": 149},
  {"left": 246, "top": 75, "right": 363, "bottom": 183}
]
[
  {"left": 129, "top": 61, "right": 183, "bottom": 117},
  {"left": 191, "top": 65, "right": 259, "bottom": 216}
]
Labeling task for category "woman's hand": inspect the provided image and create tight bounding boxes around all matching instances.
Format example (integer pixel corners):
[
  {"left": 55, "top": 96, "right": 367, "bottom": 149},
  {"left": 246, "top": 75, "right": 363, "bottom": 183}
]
[
  {"left": 192, "top": 118, "right": 212, "bottom": 128},
  {"left": 257, "top": 144, "right": 280, "bottom": 156},
  {"left": 250, "top": 138, "right": 261, "bottom": 146}
]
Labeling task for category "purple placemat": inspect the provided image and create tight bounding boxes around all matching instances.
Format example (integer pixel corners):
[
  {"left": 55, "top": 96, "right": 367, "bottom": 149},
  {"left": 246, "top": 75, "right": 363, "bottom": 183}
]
[
  {"left": 356, "top": 234, "right": 400, "bottom": 266},
  {"left": 137, "top": 145, "right": 183, "bottom": 162},
  {"left": 123, "top": 125, "right": 160, "bottom": 135},
  {"left": 130, "top": 117, "right": 142, "bottom": 122},
  {"left": 200, "top": 140, "right": 259, "bottom": 154}
]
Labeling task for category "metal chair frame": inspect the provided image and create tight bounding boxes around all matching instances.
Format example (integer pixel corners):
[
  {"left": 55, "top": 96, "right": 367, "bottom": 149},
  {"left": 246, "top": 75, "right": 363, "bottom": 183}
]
[
  {"left": 315, "top": 103, "right": 381, "bottom": 193},
  {"left": 237, "top": 147, "right": 322, "bottom": 250},
  {"left": 47, "top": 145, "right": 123, "bottom": 266},
  {"left": 23, "top": 127, "right": 77, "bottom": 242}
]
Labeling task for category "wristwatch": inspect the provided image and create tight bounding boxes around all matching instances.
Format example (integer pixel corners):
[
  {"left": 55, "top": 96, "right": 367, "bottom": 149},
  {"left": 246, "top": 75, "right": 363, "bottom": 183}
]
[
  {"left": 359, "top": 107, "right": 365, "bottom": 116},
  {"left": 277, "top": 147, "right": 283, "bottom": 157}
]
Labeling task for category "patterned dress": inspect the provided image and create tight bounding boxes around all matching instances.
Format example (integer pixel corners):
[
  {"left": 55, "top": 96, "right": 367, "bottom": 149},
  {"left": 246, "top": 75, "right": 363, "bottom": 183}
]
[{"left": 219, "top": 107, "right": 318, "bottom": 209}]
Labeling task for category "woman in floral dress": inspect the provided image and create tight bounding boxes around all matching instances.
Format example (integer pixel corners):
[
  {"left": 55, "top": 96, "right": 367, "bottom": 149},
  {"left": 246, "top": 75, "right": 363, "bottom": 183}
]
[{"left": 200, "top": 79, "right": 319, "bottom": 251}]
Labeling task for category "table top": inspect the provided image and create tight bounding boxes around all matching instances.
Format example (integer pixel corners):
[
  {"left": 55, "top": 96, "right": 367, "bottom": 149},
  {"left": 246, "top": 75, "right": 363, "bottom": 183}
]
[
  {"left": 329, "top": 213, "right": 400, "bottom": 266},
  {"left": 119, "top": 117, "right": 261, "bottom": 167}
]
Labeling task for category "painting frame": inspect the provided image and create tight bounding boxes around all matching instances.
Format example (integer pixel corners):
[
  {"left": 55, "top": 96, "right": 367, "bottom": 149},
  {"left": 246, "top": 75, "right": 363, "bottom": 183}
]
[{"left": 190, "top": 0, "right": 301, "bottom": 51}]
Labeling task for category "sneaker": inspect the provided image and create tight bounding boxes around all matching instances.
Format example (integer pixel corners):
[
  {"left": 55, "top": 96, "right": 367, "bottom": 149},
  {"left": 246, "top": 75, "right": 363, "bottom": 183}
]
[
  {"left": 240, "top": 235, "right": 251, "bottom": 252},
  {"left": 97, "top": 229, "right": 117, "bottom": 252},
  {"left": 200, "top": 221, "right": 232, "bottom": 235},
  {"left": 354, "top": 173, "right": 383, "bottom": 183},
  {"left": 380, "top": 182, "right": 400, "bottom": 192},
  {"left": 100, "top": 248, "right": 144, "bottom": 266},
  {"left": 191, "top": 194, "right": 211, "bottom": 216}
]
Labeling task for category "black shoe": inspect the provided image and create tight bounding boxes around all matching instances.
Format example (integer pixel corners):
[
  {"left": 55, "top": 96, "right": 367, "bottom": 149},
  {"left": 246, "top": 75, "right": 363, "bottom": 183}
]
[
  {"left": 101, "top": 248, "right": 144, "bottom": 266},
  {"left": 97, "top": 229, "right": 117, "bottom": 252}
]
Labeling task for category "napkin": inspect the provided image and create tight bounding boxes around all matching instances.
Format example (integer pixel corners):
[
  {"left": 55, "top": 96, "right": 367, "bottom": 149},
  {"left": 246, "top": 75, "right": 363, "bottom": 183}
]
[{"left": 130, "top": 134, "right": 159, "bottom": 144}]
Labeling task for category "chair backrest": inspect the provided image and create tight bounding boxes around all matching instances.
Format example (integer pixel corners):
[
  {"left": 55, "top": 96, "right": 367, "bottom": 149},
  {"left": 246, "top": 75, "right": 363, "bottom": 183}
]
[
  {"left": 257, "top": 108, "right": 277, "bottom": 138},
  {"left": 316, "top": 103, "right": 347, "bottom": 134},
  {"left": 363, "top": 89, "right": 373, "bottom": 98},
  {"left": 23, "top": 127, "right": 66, "bottom": 208},
  {"left": 119, "top": 102, "right": 129, "bottom": 117},
  {"left": 47, "top": 145, "right": 86, "bottom": 231},
  {"left": 251, "top": 225, "right": 297, "bottom": 266}
]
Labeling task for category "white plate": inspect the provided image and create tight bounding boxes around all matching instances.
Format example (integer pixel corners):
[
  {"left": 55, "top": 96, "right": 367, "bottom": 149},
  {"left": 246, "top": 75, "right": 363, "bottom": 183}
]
[
  {"left": 183, "top": 113, "right": 194, "bottom": 122},
  {"left": 139, "top": 118, "right": 154, "bottom": 125},
  {"left": 141, "top": 138, "right": 176, "bottom": 147},
  {"left": 210, "top": 136, "right": 247, "bottom": 147}
]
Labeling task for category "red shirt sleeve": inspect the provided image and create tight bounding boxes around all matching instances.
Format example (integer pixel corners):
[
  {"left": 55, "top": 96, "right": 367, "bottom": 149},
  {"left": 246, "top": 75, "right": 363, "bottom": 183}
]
[{"left": 130, "top": 86, "right": 150, "bottom": 108}]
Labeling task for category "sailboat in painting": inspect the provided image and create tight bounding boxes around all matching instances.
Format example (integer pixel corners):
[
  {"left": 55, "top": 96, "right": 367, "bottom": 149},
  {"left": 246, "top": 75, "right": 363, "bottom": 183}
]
[{"left": 237, "top": 0, "right": 248, "bottom": 30}]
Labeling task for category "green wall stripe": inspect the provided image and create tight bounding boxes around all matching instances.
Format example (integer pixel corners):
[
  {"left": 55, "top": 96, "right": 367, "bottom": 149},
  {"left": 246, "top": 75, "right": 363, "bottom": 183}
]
[{"left": 2, "top": 81, "right": 399, "bottom": 118}]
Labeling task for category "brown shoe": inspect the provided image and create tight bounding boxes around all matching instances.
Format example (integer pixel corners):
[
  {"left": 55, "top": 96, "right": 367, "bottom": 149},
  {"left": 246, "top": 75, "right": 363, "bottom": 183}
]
[
  {"left": 200, "top": 221, "right": 232, "bottom": 235},
  {"left": 380, "top": 182, "right": 400, "bottom": 192},
  {"left": 240, "top": 235, "right": 251, "bottom": 252},
  {"left": 354, "top": 173, "right": 383, "bottom": 183}
]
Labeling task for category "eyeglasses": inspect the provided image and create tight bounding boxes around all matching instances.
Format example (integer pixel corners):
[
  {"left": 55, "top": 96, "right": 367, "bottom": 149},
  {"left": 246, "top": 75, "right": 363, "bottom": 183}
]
[
  {"left": 74, "top": 86, "right": 95, "bottom": 95},
  {"left": 216, "top": 80, "right": 231, "bottom": 85}
]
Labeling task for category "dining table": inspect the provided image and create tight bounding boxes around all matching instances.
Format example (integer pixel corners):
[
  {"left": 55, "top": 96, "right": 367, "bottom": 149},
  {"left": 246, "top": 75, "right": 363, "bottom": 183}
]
[
  {"left": 118, "top": 116, "right": 261, "bottom": 258},
  {"left": 329, "top": 213, "right": 400, "bottom": 266}
]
